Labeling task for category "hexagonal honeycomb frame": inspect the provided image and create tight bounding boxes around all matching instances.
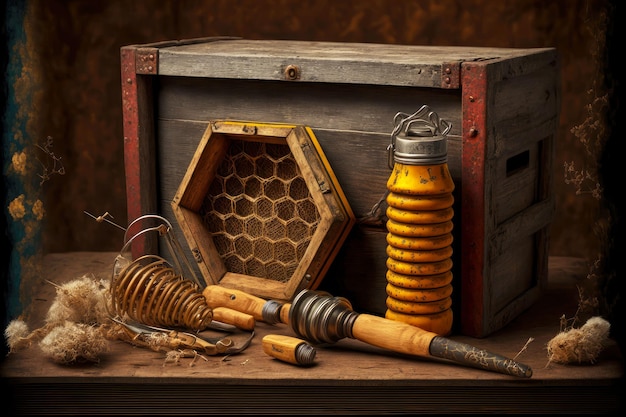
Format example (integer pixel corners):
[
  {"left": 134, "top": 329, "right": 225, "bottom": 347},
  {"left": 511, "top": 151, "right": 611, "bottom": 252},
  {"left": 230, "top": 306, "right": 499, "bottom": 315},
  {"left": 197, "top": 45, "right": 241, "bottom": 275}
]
[{"left": 171, "top": 121, "right": 355, "bottom": 301}]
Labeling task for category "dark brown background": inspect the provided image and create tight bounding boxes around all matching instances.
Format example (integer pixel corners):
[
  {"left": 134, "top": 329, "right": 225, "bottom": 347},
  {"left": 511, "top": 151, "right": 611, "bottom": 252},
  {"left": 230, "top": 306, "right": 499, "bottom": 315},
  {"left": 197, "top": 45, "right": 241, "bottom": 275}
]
[{"left": 12, "top": 0, "right": 612, "bottom": 257}]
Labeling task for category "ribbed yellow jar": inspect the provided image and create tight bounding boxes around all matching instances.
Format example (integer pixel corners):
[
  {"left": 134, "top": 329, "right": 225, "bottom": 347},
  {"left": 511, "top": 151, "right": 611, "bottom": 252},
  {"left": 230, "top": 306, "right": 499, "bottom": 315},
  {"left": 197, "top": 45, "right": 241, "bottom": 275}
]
[{"left": 384, "top": 106, "right": 455, "bottom": 336}]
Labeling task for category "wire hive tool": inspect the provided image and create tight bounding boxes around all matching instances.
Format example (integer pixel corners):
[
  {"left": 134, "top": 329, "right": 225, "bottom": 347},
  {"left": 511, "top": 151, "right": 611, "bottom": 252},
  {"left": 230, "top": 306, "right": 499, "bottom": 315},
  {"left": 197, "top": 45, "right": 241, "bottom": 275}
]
[{"left": 107, "top": 214, "right": 255, "bottom": 355}]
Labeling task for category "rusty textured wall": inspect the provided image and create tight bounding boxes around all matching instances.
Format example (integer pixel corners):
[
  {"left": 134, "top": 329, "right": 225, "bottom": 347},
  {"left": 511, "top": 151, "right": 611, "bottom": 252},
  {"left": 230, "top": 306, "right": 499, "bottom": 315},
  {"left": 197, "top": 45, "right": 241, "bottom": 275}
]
[{"left": 16, "top": 0, "right": 608, "bottom": 260}]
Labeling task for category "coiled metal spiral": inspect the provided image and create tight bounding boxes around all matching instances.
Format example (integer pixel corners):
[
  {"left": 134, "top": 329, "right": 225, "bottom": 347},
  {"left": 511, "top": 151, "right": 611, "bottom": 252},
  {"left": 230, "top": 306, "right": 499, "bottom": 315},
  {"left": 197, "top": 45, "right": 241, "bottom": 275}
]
[
  {"left": 289, "top": 290, "right": 358, "bottom": 344},
  {"left": 109, "top": 214, "right": 211, "bottom": 331},
  {"left": 111, "top": 254, "right": 213, "bottom": 331}
]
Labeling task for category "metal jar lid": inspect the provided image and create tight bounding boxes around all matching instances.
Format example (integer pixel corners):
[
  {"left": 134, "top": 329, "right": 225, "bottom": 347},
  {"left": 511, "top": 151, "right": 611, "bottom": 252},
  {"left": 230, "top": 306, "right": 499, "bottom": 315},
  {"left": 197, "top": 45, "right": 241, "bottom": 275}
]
[{"left": 387, "top": 105, "right": 452, "bottom": 167}]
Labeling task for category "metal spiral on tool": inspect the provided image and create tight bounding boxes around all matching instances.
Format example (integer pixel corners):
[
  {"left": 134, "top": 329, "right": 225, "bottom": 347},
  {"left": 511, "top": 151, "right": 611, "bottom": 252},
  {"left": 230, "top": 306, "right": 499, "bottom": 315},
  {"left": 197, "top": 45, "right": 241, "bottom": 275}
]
[
  {"left": 110, "top": 254, "right": 213, "bottom": 331},
  {"left": 293, "top": 342, "right": 317, "bottom": 366},
  {"left": 261, "top": 299, "right": 285, "bottom": 325},
  {"left": 289, "top": 290, "right": 359, "bottom": 344}
]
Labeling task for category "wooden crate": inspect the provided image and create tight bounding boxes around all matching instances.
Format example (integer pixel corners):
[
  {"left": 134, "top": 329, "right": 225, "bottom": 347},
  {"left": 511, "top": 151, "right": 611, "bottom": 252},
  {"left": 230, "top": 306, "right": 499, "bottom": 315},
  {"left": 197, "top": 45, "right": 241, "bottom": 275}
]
[{"left": 121, "top": 37, "right": 560, "bottom": 337}]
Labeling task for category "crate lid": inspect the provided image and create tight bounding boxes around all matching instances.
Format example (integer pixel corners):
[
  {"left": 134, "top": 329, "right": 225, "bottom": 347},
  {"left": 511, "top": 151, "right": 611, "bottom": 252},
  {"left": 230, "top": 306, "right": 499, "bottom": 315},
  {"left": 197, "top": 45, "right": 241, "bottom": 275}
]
[{"left": 152, "top": 38, "right": 554, "bottom": 88}]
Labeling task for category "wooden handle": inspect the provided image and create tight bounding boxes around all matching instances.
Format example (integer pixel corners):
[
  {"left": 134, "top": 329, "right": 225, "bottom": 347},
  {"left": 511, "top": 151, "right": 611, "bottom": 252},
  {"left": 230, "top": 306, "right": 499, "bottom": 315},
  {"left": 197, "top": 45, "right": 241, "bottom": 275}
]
[
  {"left": 212, "top": 306, "right": 256, "bottom": 331},
  {"left": 203, "top": 285, "right": 290, "bottom": 324},
  {"left": 203, "top": 285, "right": 267, "bottom": 320},
  {"left": 354, "top": 312, "right": 532, "bottom": 378},
  {"left": 262, "top": 334, "right": 316, "bottom": 366},
  {"left": 352, "top": 313, "right": 436, "bottom": 358}
]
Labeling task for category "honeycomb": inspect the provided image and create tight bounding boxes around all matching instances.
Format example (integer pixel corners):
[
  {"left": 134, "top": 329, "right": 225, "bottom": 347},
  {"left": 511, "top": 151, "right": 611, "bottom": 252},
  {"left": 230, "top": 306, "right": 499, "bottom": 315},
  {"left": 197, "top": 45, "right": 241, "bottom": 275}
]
[
  {"left": 200, "top": 139, "right": 321, "bottom": 283},
  {"left": 172, "top": 121, "right": 355, "bottom": 300}
]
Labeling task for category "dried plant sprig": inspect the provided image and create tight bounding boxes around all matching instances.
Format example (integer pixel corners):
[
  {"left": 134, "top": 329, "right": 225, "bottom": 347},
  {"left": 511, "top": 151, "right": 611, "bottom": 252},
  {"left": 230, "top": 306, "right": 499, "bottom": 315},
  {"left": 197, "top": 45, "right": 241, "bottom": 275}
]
[
  {"left": 563, "top": 160, "right": 603, "bottom": 199},
  {"left": 84, "top": 211, "right": 127, "bottom": 232},
  {"left": 513, "top": 337, "right": 534, "bottom": 361},
  {"left": 35, "top": 136, "right": 65, "bottom": 185},
  {"left": 558, "top": 5, "right": 611, "bottom": 347},
  {"left": 569, "top": 92, "right": 609, "bottom": 157}
]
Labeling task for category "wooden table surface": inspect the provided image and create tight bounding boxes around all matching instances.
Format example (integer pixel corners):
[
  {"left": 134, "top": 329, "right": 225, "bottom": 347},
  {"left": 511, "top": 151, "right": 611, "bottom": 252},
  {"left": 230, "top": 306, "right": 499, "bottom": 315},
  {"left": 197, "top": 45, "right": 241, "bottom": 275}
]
[{"left": 1, "top": 252, "right": 623, "bottom": 415}]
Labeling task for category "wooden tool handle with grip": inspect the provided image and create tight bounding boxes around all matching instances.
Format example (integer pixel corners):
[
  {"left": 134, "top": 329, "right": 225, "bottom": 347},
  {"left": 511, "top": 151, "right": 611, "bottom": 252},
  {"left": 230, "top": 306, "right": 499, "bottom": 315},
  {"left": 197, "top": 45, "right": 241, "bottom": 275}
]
[
  {"left": 262, "top": 334, "right": 316, "bottom": 366},
  {"left": 352, "top": 313, "right": 532, "bottom": 377},
  {"left": 352, "top": 313, "right": 435, "bottom": 357},
  {"left": 211, "top": 306, "right": 256, "bottom": 331},
  {"left": 203, "top": 285, "right": 290, "bottom": 324}
]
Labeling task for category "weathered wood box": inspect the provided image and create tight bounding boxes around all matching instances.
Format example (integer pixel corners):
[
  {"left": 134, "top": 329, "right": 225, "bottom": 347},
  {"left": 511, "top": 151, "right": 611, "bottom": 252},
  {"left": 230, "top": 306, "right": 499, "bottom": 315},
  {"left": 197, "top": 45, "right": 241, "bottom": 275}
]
[{"left": 121, "top": 37, "right": 560, "bottom": 337}]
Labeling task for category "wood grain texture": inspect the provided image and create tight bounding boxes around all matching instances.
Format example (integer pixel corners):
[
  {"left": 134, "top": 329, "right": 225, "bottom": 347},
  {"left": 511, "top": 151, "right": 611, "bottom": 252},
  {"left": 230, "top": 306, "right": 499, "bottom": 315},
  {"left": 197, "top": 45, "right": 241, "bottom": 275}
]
[
  {"left": 139, "top": 40, "right": 558, "bottom": 337},
  {"left": 1, "top": 252, "right": 622, "bottom": 415}
]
